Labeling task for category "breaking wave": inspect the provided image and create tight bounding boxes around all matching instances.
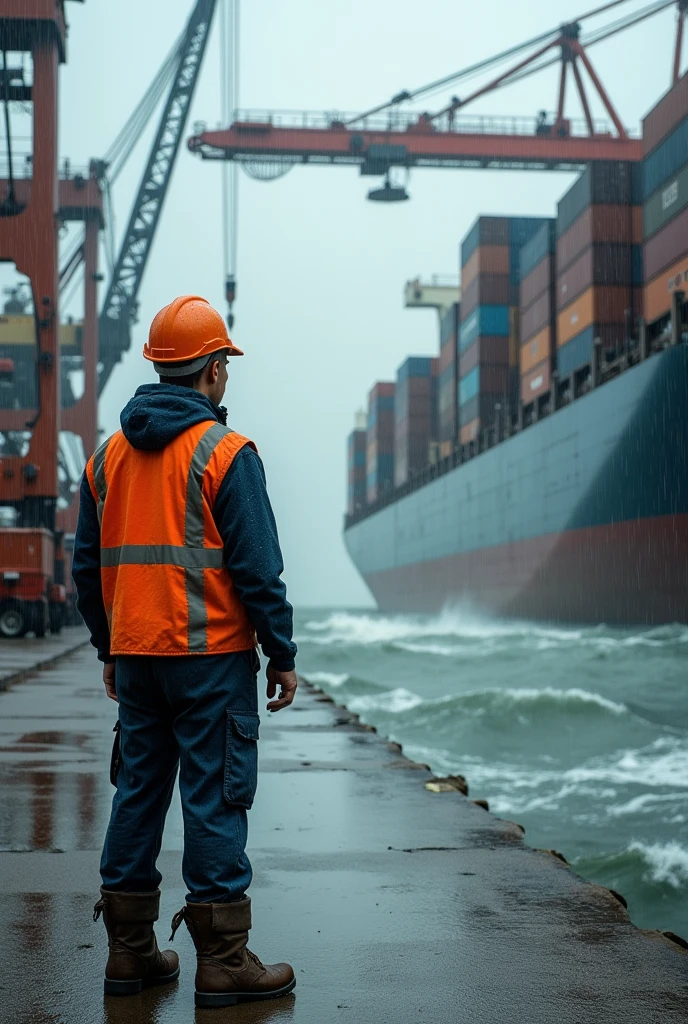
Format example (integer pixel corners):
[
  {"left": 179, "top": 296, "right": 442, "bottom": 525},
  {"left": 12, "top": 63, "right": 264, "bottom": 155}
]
[
  {"left": 299, "top": 610, "right": 688, "bottom": 656},
  {"left": 313, "top": 680, "right": 630, "bottom": 726},
  {"left": 575, "top": 840, "right": 688, "bottom": 890},
  {"left": 296, "top": 607, "right": 688, "bottom": 933}
]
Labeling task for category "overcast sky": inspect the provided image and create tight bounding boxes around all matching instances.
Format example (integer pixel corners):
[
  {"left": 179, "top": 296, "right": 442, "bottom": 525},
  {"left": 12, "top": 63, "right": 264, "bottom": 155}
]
[{"left": 53, "top": 0, "right": 678, "bottom": 607}]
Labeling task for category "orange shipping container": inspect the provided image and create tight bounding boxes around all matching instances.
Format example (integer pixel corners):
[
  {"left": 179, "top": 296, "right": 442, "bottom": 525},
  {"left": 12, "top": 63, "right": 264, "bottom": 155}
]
[
  {"left": 557, "top": 286, "right": 632, "bottom": 348},
  {"left": 462, "top": 245, "right": 510, "bottom": 291},
  {"left": 460, "top": 420, "right": 479, "bottom": 445},
  {"left": 520, "top": 326, "right": 553, "bottom": 375},
  {"left": 521, "top": 359, "right": 551, "bottom": 404},
  {"left": 644, "top": 253, "right": 688, "bottom": 324}
]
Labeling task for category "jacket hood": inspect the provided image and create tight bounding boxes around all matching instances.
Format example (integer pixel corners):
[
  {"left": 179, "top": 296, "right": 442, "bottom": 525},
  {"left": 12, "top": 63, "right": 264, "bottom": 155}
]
[{"left": 120, "top": 383, "right": 228, "bottom": 451}]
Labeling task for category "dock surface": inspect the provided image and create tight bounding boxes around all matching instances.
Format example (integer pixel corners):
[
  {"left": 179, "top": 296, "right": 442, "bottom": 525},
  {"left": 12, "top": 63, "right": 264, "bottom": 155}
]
[
  {"left": 0, "top": 626, "right": 90, "bottom": 689},
  {"left": 1, "top": 644, "right": 687, "bottom": 1023}
]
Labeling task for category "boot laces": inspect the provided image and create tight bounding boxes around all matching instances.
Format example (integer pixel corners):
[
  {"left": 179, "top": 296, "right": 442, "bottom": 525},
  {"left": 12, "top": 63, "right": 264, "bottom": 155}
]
[
  {"left": 92, "top": 898, "right": 105, "bottom": 923},
  {"left": 247, "top": 949, "right": 264, "bottom": 969},
  {"left": 169, "top": 906, "right": 187, "bottom": 942}
]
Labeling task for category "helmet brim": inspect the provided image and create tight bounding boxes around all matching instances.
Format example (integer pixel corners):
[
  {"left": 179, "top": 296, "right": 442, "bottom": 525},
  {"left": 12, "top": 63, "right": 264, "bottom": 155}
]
[{"left": 150, "top": 344, "right": 243, "bottom": 377}]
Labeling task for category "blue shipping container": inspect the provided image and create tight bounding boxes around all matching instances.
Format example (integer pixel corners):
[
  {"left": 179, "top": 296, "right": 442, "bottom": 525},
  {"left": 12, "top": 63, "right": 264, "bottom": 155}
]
[
  {"left": 557, "top": 327, "right": 595, "bottom": 376},
  {"left": 367, "top": 394, "right": 394, "bottom": 429},
  {"left": 459, "top": 367, "right": 480, "bottom": 405},
  {"left": 519, "top": 219, "right": 556, "bottom": 279},
  {"left": 367, "top": 453, "right": 394, "bottom": 485},
  {"left": 439, "top": 365, "right": 455, "bottom": 389},
  {"left": 397, "top": 356, "right": 435, "bottom": 382},
  {"left": 459, "top": 305, "right": 510, "bottom": 351},
  {"left": 509, "top": 217, "right": 547, "bottom": 248},
  {"left": 642, "top": 116, "right": 688, "bottom": 198}
]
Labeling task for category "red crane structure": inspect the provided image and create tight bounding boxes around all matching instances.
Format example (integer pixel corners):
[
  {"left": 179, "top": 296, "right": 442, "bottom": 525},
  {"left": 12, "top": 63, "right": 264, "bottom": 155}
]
[
  {"left": 0, "top": 0, "right": 90, "bottom": 637},
  {"left": 0, "top": 0, "right": 220, "bottom": 638},
  {"left": 189, "top": 0, "right": 685, "bottom": 198}
]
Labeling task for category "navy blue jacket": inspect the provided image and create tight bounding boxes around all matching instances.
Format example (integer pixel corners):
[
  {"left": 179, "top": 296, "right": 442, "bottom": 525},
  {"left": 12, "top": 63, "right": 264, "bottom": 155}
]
[{"left": 72, "top": 384, "right": 297, "bottom": 672}]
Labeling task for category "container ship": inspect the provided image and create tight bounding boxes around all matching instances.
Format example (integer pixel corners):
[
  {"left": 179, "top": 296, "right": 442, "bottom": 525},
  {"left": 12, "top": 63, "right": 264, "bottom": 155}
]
[{"left": 344, "top": 75, "right": 688, "bottom": 625}]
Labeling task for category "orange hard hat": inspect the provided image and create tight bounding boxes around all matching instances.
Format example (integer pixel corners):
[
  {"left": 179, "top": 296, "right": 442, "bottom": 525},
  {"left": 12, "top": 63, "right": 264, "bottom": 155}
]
[{"left": 143, "top": 295, "right": 243, "bottom": 375}]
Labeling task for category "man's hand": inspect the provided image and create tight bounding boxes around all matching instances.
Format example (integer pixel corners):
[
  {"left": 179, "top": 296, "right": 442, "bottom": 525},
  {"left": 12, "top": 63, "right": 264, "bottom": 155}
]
[
  {"left": 103, "top": 661, "right": 118, "bottom": 702},
  {"left": 266, "top": 666, "right": 297, "bottom": 712}
]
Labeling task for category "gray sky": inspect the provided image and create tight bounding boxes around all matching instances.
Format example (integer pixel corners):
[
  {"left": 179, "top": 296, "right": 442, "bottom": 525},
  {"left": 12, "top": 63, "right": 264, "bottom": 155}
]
[{"left": 55, "top": 0, "right": 677, "bottom": 607}]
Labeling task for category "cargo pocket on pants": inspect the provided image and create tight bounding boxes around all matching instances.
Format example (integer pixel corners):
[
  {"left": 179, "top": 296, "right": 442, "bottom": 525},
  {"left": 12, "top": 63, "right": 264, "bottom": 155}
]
[{"left": 223, "top": 712, "right": 260, "bottom": 808}]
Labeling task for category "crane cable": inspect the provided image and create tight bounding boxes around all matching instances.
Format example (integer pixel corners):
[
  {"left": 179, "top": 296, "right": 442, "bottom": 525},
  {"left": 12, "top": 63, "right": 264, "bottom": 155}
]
[
  {"left": 104, "top": 29, "right": 185, "bottom": 183},
  {"left": 347, "top": 0, "right": 668, "bottom": 124},
  {"left": 495, "top": 0, "right": 676, "bottom": 93},
  {"left": 61, "top": 26, "right": 186, "bottom": 314},
  {"left": 220, "top": 0, "right": 239, "bottom": 321}
]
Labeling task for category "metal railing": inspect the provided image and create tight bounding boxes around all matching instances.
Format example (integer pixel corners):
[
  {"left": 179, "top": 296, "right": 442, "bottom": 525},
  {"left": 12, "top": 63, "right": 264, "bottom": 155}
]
[{"left": 227, "top": 108, "right": 628, "bottom": 140}]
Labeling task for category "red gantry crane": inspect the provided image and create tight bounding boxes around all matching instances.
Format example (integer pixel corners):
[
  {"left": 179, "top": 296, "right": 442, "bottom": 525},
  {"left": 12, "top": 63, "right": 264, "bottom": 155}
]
[{"left": 188, "top": 0, "right": 686, "bottom": 216}]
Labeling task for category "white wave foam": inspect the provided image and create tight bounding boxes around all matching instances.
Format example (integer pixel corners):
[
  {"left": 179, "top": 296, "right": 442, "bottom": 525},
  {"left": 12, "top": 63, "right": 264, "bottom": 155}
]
[
  {"left": 299, "top": 610, "right": 688, "bottom": 653},
  {"left": 607, "top": 792, "right": 687, "bottom": 817},
  {"left": 303, "top": 671, "right": 349, "bottom": 688},
  {"left": 627, "top": 840, "right": 688, "bottom": 888},
  {"left": 301, "top": 609, "right": 584, "bottom": 647},
  {"left": 565, "top": 737, "right": 688, "bottom": 789},
  {"left": 408, "top": 685, "right": 628, "bottom": 718},
  {"left": 480, "top": 686, "right": 627, "bottom": 715},
  {"left": 416, "top": 737, "right": 688, "bottom": 799},
  {"left": 348, "top": 687, "right": 423, "bottom": 715}
]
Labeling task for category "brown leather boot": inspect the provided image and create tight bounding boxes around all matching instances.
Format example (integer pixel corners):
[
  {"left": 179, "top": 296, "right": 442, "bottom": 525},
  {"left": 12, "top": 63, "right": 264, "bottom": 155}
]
[
  {"left": 171, "top": 896, "right": 295, "bottom": 1008},
  {"left": 93, "top": 888, "right": 180, "bottom": 996}
]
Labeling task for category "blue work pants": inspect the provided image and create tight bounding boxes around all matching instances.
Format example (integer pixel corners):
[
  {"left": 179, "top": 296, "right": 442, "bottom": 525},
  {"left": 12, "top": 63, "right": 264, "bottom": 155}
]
[{"left": 100, "top": 650, "right": 260, "bottom": 903}]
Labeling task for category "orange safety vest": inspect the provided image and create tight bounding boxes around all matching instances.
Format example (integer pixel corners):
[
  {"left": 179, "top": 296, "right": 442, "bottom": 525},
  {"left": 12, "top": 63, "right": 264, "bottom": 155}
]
[{"left": 85, "top": 420, "right": 258, "bottom": 656}]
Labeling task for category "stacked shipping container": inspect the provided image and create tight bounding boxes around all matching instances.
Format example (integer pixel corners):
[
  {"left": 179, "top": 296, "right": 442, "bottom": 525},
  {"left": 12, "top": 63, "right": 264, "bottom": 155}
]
[
  {"left": 555, "top": 162, "right": 642, "bottom": 377},
  {"left": 519, "top": 219, "right": 556, "bottom": 406},
  {"left": 459, "top": 216, "right": 547, "bottom": 442},
  {"left": 394, "top": 356, "right": 439, "bottom": 486},
  {"left": 366, "top": 382, "right": 395, "bottom": 503},
  {"left": 347, "top": 423, "right": 367, "bottom": 515},
  {"left": 438, "top": 302, "right": 459, "bottom": 456},
  {"left": 641, "top": 71, "right": 688, "bottom": 329}
]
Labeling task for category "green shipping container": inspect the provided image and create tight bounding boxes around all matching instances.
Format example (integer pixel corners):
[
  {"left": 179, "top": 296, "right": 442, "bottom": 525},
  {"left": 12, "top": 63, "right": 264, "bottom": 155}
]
[{"left": 643, "top": 161, "right": 688, "bottom": 240}]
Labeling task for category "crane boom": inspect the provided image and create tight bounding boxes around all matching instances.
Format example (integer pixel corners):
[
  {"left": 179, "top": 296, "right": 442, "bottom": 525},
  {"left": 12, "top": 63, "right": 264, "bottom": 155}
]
[
  {"left": 188, "top": 113, "right": 643, "bottom": 173},
  {"left": 98, "top": 0, "right": 219, "bottom": 393}
]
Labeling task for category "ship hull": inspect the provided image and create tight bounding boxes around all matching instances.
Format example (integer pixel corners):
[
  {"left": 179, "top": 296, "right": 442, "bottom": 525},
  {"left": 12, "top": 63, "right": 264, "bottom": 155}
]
[{"left": 344, "top": 345, "right": 688, "bottom": 625}]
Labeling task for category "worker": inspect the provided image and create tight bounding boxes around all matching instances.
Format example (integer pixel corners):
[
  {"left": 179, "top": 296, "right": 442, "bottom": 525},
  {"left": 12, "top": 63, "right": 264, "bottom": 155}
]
[{"left": 72, "top": 295, "right": 297, "bottom": 1010}]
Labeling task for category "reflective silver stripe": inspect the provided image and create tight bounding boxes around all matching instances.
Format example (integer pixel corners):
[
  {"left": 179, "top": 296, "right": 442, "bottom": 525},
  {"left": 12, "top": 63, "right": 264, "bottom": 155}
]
[
  {"left": 100, "top": 545, "right": 224, "bottom": 569},
  {"left": 184, "top": 422, "right": 233, "bottom": 652},
  {"left": 92, "top": 436, "right": 111, "bottom": 525},
  {"left": 185, "top": 567, "right": 207, "bottom": 653},
  {"left": 185, "top": 422, "right": 232, "bottom": 546}
]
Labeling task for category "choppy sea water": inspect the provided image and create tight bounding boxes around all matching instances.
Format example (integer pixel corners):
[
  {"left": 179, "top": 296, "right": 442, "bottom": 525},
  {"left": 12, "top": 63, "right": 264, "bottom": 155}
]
[{"left": 294, "top": 607, "right": 688, "bottom": 935}]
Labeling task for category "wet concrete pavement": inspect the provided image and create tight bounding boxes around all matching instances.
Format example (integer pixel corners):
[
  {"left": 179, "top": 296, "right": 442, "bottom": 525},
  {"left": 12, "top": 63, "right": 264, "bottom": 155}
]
[
  {"left": 0, "top": 626, "right": 90, "bottom": 689},
  {"left": 1, "top": 646, "right": 687, "bottom": 1023}
]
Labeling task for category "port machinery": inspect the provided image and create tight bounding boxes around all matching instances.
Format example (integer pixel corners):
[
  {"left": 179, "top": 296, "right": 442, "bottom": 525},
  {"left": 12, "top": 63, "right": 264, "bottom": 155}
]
[
  {"left": 0, "top": 0, "right": 220, "bottom": 637},
  {"left": 0, "top": 0, "right": 685, "bottom": 640},
  {"left": 189, "top": 0, "right": 687, "bottom": 200}
]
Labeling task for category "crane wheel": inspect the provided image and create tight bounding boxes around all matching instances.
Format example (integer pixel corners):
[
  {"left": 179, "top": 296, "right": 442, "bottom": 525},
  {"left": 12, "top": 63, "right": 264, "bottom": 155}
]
[{"left": 0, "top": 600, "right": 28, "bottom": 639}]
